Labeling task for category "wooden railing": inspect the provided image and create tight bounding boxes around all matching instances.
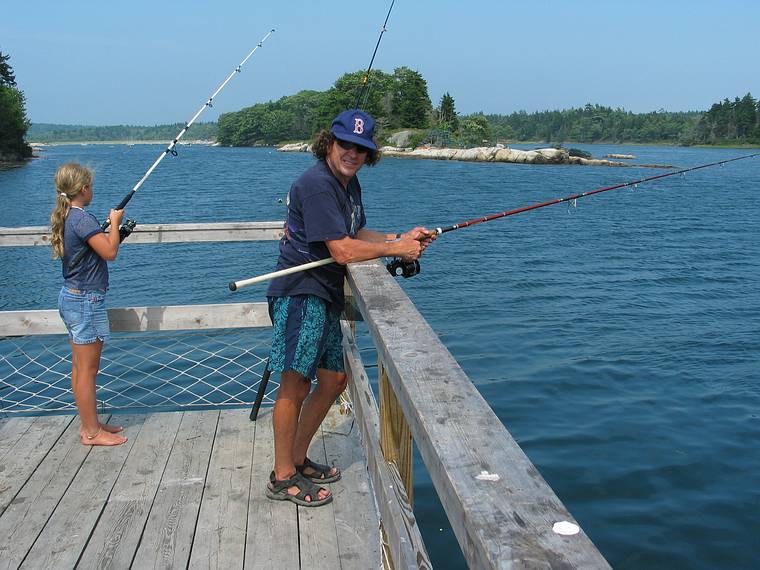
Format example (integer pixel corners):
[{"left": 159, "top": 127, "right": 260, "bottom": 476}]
[
  {"left": 0, "top": 221, "right": 285, "bottom": 247},
  {"left": 345, "top": 259, "right": 611, "bottom": 569},
  {"left": 1, "top": 221, "right": 609, "bottom": 568}
]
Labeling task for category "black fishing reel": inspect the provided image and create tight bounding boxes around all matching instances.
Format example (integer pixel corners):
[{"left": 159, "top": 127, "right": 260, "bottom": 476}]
[
  {"left": 386, "top": 257, "right": 420, "bottom": 278},
  {"left": 118, "top": 219, "right": 137, "bottom": 242}
]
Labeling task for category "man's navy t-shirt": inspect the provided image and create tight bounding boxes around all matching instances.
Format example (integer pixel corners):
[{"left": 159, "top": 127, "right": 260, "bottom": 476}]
[
  {"left": 62, "top": 207, "right": 109, "bottom": 290},
  {"left": 267, "top": 160, "right": 366, "bottom": 312}
]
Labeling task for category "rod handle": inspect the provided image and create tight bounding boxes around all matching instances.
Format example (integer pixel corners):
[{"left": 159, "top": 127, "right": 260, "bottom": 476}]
[{"left": 230, "top": 257, "right": 336, "bottom": 291}]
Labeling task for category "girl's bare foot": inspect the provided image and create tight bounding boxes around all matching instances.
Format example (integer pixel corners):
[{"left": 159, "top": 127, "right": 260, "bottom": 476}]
[
  {"left": 99, "top": 422, "right": 124, "bottom": 434},
  {"left": 80, "top": 428, "right": 127, "bottom": 446}
]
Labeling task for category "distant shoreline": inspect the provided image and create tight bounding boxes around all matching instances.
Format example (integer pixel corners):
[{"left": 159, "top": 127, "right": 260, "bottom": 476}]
[{"left": 30, "top": 140, "right": 216, "bottom": 146}]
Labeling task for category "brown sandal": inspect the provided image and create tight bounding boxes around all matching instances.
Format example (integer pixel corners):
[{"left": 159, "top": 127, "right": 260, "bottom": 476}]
[
  {"left": 296, "top": 456, "right": 341, "bottom": 483},
  {"left": 266, "top": 471, "right": 332, "bottom": 507}
]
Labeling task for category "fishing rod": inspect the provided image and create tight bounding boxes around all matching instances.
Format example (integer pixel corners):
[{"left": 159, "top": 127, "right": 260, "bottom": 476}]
[
  {"left": 247, "top": 3, "right": 395, "bottom": 422},
  {"left": 230, "top": 5, "right": 397, "bottom": 294},
  {"left": 386, "top": 152, "right": 760, "bottom": 276},
  {"left": 387, "top": 152, "right": 760, "bottom": 276},
  {"left": 231, "top": 152, "right": 759, "bottom": 289},
  {"left": 69, "top": 29, "right": 276, "bottom": 268},
  {"left": 355, "top": 0, "right": 395, "bottom": 109}
]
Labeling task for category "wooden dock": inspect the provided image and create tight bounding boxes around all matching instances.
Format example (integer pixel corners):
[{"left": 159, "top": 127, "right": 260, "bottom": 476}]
[
  {"left": 0, "top": 406, "right": 380, "bottom": 569},
  {"left": 2, "top": 221, "right": 612, "bottom": 568}
]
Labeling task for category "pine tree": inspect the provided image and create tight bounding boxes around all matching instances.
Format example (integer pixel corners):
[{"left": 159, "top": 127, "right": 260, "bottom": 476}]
[
  {"left": 0, "top": 51, "right": 32, "bottom": 161},
  {"left": 438, "top": 92, "right": 458, "bottom": 132},
  {"left": 391, "top": 67, "right": 432, "bottom": 129}
]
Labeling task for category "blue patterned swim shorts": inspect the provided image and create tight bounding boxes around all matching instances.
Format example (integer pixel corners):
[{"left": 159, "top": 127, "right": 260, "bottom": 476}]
[{"left": 267, "top": 295, "right": 344, "bottom": 380}]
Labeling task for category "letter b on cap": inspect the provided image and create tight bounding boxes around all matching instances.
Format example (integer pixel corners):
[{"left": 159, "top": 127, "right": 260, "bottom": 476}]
[{"left": 353, "top": 117, "right": 364, "bottom": 134}]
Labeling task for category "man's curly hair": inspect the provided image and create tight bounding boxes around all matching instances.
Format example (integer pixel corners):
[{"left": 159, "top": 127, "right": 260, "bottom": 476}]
[{"left": 312, "top": 129, "right": 381, "bottom": 166}]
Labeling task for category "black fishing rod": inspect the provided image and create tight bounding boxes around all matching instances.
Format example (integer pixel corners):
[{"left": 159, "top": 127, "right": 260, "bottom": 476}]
[
  {"left": 249, "top": 3, "right": 396, "bottom": 422},
  {"left": 355, "top": 0, "right": 395, "bottom": 109},
  {"left": 69, "top": 29, "right": 275, "bottom": 269}
]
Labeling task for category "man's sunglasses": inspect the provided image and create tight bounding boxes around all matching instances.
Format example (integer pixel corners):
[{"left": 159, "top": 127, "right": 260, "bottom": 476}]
[{"left": 336, "top": 139, "right": 369, "bottom": 154}]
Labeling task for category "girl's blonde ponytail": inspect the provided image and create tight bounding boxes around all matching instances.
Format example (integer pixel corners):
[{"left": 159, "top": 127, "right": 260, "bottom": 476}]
[{"left": 50, "top": 163, "right": 93, "bottom": 259}]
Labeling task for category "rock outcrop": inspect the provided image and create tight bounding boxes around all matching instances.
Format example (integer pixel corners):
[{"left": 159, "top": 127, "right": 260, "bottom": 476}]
[
  {"left": 279, "top": 142, "right": 311, "bottom": 153},
  {"left": 605, "top": 153, "right": 636, "bottom": 159},
  {"left": 379, "top": 146, "right": 633, "bottom": 167},
  {"left": 278, "top": 143, "right": 672, "bottom": 168}
]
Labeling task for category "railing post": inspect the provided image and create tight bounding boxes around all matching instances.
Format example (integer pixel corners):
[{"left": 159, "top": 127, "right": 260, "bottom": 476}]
[{"left": 378, "top": 359, "right": 414, "bottom": 505}]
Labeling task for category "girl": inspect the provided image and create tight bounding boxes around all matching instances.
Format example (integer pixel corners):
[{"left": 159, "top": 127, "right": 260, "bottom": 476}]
[{"left": 50, "top": 162, "right": 127, "bottom": 446}]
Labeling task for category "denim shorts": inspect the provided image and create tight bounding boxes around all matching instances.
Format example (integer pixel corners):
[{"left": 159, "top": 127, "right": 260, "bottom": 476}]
[
  {"left": 268, "top": 295, "right": 344, "bottom": 380},
  {"left": 58, "top": 286, "right": 110, "bottom": 344}
]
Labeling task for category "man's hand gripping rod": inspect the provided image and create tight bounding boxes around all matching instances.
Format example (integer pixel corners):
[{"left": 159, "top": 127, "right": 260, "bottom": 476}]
[{"left": 228, "top": 230, "right": 435, "bottom": 291}]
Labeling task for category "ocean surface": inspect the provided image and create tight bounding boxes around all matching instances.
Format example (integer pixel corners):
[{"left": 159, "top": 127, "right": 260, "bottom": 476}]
[{"left": 1, "top": 143, "right": 759, "bottom": 569}]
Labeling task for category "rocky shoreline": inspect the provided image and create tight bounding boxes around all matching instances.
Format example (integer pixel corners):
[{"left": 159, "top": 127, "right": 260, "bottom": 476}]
[{"left": 278, "top": 143, "right": 673, "bottom": 168}]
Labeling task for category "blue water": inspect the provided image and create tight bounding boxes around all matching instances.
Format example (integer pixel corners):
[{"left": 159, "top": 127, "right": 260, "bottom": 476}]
[{"left": 2, "top": 143, "right": 759, "bottom": 569}]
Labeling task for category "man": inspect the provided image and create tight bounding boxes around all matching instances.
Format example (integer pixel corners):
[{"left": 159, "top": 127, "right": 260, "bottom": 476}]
[{"left": 265, "top": 108, "right": 433, "bottom": 506}]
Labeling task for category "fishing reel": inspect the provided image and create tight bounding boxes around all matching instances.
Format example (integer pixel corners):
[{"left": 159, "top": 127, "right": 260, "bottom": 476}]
[
  {"left": 386, "top": 257, "right": 420, "bottom": 279},
  {"left": 118, "top": 219, "right": 137, "bottom": 242}
]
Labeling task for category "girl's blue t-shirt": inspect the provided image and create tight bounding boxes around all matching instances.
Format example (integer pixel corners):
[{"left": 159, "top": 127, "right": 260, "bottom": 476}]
[
  {"left": 266, "top": 160, "right": 366, "bottom": 312},
  {"left": 62, "top": 207, "right": 109, "bottom": 291}
]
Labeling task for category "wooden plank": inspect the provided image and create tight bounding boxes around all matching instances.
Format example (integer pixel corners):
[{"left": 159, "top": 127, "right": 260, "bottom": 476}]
[
  {"left": 347, "top": 261, "right": 611, "bottom": 569},
  {"left": 189, "top": 409, "right": 253, "bottom": 569},
  {"left": 131, "top": 410, "right": 219, "bottom": 570},
  {"left": 0, "top": 221, "right": 284, "bottom": 247},
  {"left": 321, "top": 405, "right": 382, "bottom": 569},
  {"left": 297, "top": 417, "right": 340, "bottom": 570},
  {"left": 342, "top": 323, "right": 431, "bottom": 570},
  {"left": 379, "top": 360, "right": 414, "bottom": 504},
  {"left": 0, "top": 415, "right": 73, "bottom": 515},
  {"left": 19, "top": 414, "right": 145, "bottom": 569},
  {"left": 0, "top": 302, "right": 271, "bottom": 336},
  {"left": 0, "top": 417, "right": 36, "bottom": 460},
  {"left": 77, "top": 411, "right": 184, "bottom": 569},
  {"left": 106, "top": 303, "right": 272, "bottom": 332},
  {"left": 0, "top": 415, "right": 96, "bottom": 570},
  {"left": 244, "top": 407, "right": 299, "bottom": 570}
]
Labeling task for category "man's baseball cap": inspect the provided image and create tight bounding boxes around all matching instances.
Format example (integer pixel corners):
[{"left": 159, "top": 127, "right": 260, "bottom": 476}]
[{"left": 330, "top": 109, "right": 377, "bottom": 150}]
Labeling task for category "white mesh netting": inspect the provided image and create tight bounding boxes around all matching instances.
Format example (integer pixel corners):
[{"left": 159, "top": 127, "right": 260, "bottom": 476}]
[{"left": 0, "top": 329, "right": 278, "bottom": 416}]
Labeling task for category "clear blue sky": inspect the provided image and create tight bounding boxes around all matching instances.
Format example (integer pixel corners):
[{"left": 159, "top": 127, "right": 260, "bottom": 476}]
[{"left": 3, "top": 0, "right": 759, "bottom": 125}]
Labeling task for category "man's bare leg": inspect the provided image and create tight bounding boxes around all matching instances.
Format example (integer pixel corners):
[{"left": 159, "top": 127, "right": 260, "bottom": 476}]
[
  {"left": 292, "top": 368, "right": 347, "bottom": 476},
  {"left": 272, "top": 370, "right": 330, "bottom": 501}
]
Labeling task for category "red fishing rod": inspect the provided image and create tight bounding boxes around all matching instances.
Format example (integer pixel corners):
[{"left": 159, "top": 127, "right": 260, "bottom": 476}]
[{"left": 387, "top": 152, "right": 760, "bottom": 277}]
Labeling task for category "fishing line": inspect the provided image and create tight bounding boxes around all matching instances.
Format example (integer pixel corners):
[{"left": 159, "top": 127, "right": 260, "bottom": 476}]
[
  {"left": 232, "top": 152, "right": 758, "bottom": 288},
  {"left": 232, "top": 2, "right": 397, "bottom": 294},
  {"left": 69, "top": 29, "right": 275, "bottom": 269},
  {"left": 355, "top": 0, "right": 395, "bottom": 110},
  {"left": 385, "top": 152, "right": 760, "bottom": 276},
  {"left": 432, "top": 153, "right": 759, "bottom": 235},
  {"left": 247, "top": 2, "right": 395, "bottom": 422}
]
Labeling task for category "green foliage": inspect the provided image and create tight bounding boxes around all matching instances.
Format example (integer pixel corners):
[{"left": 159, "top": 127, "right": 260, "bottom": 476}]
[
  {"left": 1, "top": 52, "right": 17, "bottom": 87},
  {"left": 406, "top": 130, "right": 429, "bottom": 149},
  {"left": 216, "top": 66, "right": 433, "bottom": 146},
  {"left": 437, "top": 92, "right": 458, "bottom": 132},
  {"left": 695, "top": 93, "right": 759, "bottom": 144},
  {"left": 391, "top": 67, "right": 432, "bottom": 129},
  {"left": 0, "top": 51, "right": 32, "bottom": 161},
  {"left": 458, "top": 113, "right": 492, "bottom": 146},
  {"left": 568, "top": 148, "right": 591, "bottom": 159},
  {"left": 27, "top": 122, "right": 218, "bottom": 143},
  {"left": 483, "top": 97, "right": 760, "bottom": 146}
]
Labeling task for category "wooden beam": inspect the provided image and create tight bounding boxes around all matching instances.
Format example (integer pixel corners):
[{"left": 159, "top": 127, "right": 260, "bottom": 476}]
[
  {"left": 0, "top": 221, "right": 285, "bottom": 247},
  {"left": 378, "top": 359, "right": 414, "bottom": 505},
  {"left": 347, "top": 261, "right": 611, "bottom": 569},
  {"left": 342, "top": 322, "right": 431, "bottom": 570},
  {"left": 0, "top": 302, "right": 271, "bottom": 336}
]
